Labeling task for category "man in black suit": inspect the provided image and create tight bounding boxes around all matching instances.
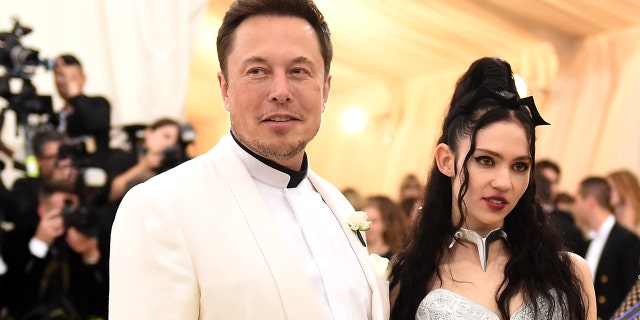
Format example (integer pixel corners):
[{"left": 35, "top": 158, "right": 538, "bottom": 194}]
[
  {"left": 52, "top": 54, "right": 112, "bottom": 168},
  {"left": 3, "top": 182, "right": 108, "bottom": 319},
  {"left": 574, "top": 176, "right": 640, "bottom": 320},
  {"left": 535, "top": 169, "right": 587, "bottom": 255}
]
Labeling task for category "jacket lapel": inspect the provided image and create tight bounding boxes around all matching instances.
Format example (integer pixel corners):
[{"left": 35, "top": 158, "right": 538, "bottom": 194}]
[
  {"left": 210, "top": 135, "right": 324, "bottom": 320},
  {"left": 307, "top": 171, "right": 389, "bottom": 320}
]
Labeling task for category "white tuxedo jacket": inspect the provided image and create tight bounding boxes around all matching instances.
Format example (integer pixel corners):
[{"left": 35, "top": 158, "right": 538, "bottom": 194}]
[{"left": 109, "top": 135, "right": 390, "bottom": 319}]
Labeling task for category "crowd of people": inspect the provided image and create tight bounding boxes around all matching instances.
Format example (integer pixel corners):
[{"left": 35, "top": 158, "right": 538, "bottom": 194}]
[
  {"left": 0, "top": 53, "right": 189, "bottom": 319},
  {"left": 1, "top": 0, "right": 639, "bottom": 319}
]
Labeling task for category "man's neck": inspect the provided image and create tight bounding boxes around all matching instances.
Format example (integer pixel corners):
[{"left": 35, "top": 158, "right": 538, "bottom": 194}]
[{"left": 591, "top": 210, "right": 614, "bottom": 232}]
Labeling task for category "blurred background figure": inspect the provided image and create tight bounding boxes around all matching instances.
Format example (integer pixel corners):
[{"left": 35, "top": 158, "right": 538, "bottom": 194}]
[
  {"left": 398, "top": 173, "right": 422, "bottom": 221},
  {"left": 361, "top": 195, "right": 408, "bottom": 260},
  {"left": 611, "top": 278, "right": 640, "bottom": 320},
  {"left": 341, "top": 187, "right": 364, "bottom": 211},
  {"left": 536, "top": 159, "right": 562, "bottom": 203},
  {"left": 106, "top": 117, "right": 181, "bottom": 204},
  {"left": 534, "top": 170, "right": 586, "bottom": 255},
  {"left": 51, "top": 54, "right": 112, "bottom": 169},
  {"left": 2, "top": 182, "right": 107, "bottom": 319},
  {"left": 573, "top": 176, "right": 640, "bottom": 320},
  {"left": 4, "top": 129, "right": 77, "bottom": 256},
  {"left": 555, "top": 192, "right": 576, "bottom": 214},
  {"left": 606, "top": 169, "right": 640, "bottom": 235}
]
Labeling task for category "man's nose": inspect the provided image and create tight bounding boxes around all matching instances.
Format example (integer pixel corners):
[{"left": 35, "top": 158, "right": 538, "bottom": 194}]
[{"left": 270, "top": 72, "right": 291, "bottom": 104}]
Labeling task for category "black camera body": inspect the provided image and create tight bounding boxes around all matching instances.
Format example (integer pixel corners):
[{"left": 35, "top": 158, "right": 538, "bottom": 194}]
[
  {"left": 57, "top": 136, "right": 96, "bottom": 169},
  {"left": 0, "top": 18, "right": 54, "bottom": 123},
  {"left": 60, "top": 199, "right": 99, "bottom": 237},
  {"left": 0, "top": 17, "right": 53, "bottom": 78},
  {"left": 57, "top": 137, "right": 107, "bottom": 236}
]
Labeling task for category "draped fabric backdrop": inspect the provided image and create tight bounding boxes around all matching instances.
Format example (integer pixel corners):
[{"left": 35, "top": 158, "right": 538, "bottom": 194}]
[
  {"left": 0, "top": 0, "right": 207, "bottom": 184},
  {"left": 1, "top": 0, "right": 639, "bottom": 201}
]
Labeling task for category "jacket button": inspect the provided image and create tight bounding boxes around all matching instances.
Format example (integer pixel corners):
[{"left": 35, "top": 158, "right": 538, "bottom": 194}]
[
  {"left": 600, "top": 275, "right": 608, "bottom": 283},
  {"left": 598, "top": 295, "right": 606, "bottom": 304}
]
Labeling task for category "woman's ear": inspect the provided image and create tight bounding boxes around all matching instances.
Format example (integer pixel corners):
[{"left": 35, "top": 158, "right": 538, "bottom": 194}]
[{"left": 434, "top": 143, "right": 455, "bottom": 177}]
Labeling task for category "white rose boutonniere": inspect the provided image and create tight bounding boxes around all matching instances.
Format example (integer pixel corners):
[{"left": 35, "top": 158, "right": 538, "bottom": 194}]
[
  {"left": 369, "top": 253, "right": 392, "bottom": 281},
  {"left": 346, "top": 210, "right": 371, "bottom": 247}
]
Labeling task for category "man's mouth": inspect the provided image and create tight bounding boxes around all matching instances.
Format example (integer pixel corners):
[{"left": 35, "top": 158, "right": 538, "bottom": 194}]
[{"left": 269, "top": 116, "right": 293, "bottom": 122}]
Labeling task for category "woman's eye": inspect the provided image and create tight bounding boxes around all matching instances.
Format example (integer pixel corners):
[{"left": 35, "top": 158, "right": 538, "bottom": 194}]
[
  {"left": 513, "top": 162, "right": 530, "bottom": 172},
  {"left": 474, "top": 156, "right": 493, "bottom": 166}
]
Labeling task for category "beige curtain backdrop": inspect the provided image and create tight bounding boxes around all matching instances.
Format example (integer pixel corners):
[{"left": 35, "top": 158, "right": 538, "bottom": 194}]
[
  {"left": 0, "top": 0, "right": 207, "bottom": 185},
  {"left": 190, "top": 0, "right": 640, "bottom": 200},
  {"left": 2, "top": 0, "right": 639, "bottom": 201}
]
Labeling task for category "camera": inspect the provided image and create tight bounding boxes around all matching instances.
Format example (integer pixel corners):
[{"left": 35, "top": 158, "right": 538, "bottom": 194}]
[
  {"left": 156, "top": 123, "right": 195, "bottom": 173},
  {"left": 0, "top": 17, "right": 54, "bottom": 78},
  {"left": 60, "top": 199, "right": 99, "bottom": 237},
  {"left": 57, "top": 136, "right": 97, "bottom": 168},
  {"left": 0, "top": 17, "right": 54, "bottom": 123},
  {"left": 60, "top": 167, "right": 107, "bottom": 237}
]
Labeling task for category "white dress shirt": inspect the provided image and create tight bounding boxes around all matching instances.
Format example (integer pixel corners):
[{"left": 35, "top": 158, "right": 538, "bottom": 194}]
[
  {"left": 584, "top": 214, "right": 616, "bottom": 280},
  {"left": 232, "top": 140, "right": 371, "bottom": 320}
]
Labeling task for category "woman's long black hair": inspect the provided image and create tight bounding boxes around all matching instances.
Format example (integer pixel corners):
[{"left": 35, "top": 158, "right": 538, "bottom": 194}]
[{"left": 390, "top": 57, "right": 587, "bottom": 319}]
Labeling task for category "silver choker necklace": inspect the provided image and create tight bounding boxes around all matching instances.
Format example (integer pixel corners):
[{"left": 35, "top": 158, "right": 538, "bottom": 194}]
[{"left": 448, "top": 228, "right": 509, "bottom": 272}]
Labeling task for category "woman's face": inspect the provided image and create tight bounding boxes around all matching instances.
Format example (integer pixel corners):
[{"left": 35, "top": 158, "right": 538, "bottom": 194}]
[
  {"left": 145, "top": 124, "right": 180, "bottom": 154},
  {"left": 451, "top": 120, "right": 532, "bottom": 234},
  {"left": 363, "top": 205, "right": 385, "bottom": 245}
]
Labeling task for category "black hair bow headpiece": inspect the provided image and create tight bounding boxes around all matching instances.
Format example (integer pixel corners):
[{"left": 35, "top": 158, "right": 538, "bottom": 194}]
[{"left": 445, "top": 86, "right": 550, "bottom": 127}]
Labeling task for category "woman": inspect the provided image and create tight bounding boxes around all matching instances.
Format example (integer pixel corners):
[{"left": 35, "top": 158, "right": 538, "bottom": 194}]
[
  {"left": 398, "top": 174, "right": 423, "bottom": 220},
  {"left": 107, "top": 117, "right": 181, "bottom": 203},
  {"left": 390, "top": 57, "right": 596, "bottom": 319},
  {"left": 606, "top": 169, "right": 640, "bottom": 235},
  {"left": 362, "top": 195, "right": 408, "bottom": 260}
]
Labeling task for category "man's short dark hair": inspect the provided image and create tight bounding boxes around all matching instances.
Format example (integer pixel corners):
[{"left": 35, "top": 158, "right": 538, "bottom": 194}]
[
  {"left": 578, "top": 176, "right": 612, "bottom": 211},
  {"left": 32, "top": 129, "right": 65, "bottom": 158},
  {"left": 216, "top": 0, "right": 332, "bottom": 79},
  {"left": 59, "top": 53, "right": 83, "bottom": 69},
  {"left": 536, "top": 159, "right": 561, "bottom": 176}
]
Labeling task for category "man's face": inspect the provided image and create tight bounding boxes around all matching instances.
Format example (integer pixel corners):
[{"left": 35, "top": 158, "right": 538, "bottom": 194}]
[
  {"left": 54, "top": 60, "right": 85, "bottom": 100},
  {"left": 540, "top": 167, "right": 560, "bottom": 200},
  {"left": 145, "top": 124, "right": 180, "bottom": 155},
  {"left": 44, "top": 191, "right": 79, "bottom": 213},
  {"left": 37, "top": 141, "right": 61, "bottom": 179},
  {"left": 572, "top": 191, "right": 588, "bottom": 225},
  {"left": 217, "top": 15, "right": 331, "bottom": 170}
]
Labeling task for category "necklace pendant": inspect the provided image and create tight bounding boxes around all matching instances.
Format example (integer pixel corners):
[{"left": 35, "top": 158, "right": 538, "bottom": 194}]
[{"left": 449, "top": 228, "right": 508, "bottom": 272}]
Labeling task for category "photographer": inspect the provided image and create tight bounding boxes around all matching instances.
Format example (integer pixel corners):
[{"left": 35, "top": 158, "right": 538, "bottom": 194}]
[
  {"left": 106, "top": 117, "right": 181, "bottom": 203},
  {"left": 3, "top": 182, "right": 107, "bottom": 319},
  {"left": 51, "top": 54, "right": 111, "bottom": 169},
  {"left": 6, "top": 129, "right": 76, "bottom": 238}
]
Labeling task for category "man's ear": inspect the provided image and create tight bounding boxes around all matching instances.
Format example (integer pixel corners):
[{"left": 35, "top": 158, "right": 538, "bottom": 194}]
[
  {"left": 217, "top": 72, "right": 230, "bottom": 111},
  {"left": 37, "top": 204, "right": 45, "bottom": 218},
  {"left": 434, "top": 143, "right": 455, "bottom": 177}
]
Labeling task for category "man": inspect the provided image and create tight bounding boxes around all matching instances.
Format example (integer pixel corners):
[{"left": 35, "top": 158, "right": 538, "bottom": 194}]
[
  {"left": 5, "top": 130, "right": 76, "bottom": 253},
  {"left": 573, "top": 176, "right": 640, "bottom": 320},
  {"left": 534, "top": 169, "right": 587, "bottom": 255},
  {"left": 109, "top": 0, "right": 389, "bottom": 319},
  {"left": 536, "top": 159, "right": 562, "bottom": 203},
  {"left": 4, "top": 182, "right": 108, "bottom": 318},
  {"left": 52, "top": 54, "right": 111, "bottom": 168}
]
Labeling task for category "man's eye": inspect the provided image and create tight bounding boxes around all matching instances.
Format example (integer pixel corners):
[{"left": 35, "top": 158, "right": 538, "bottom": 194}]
[
  {"left": 248, "top": 69, "right": 264, "bottom": 75},
  {"left": 291, "top": 68, "right": 308, "bottom": 75}
]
